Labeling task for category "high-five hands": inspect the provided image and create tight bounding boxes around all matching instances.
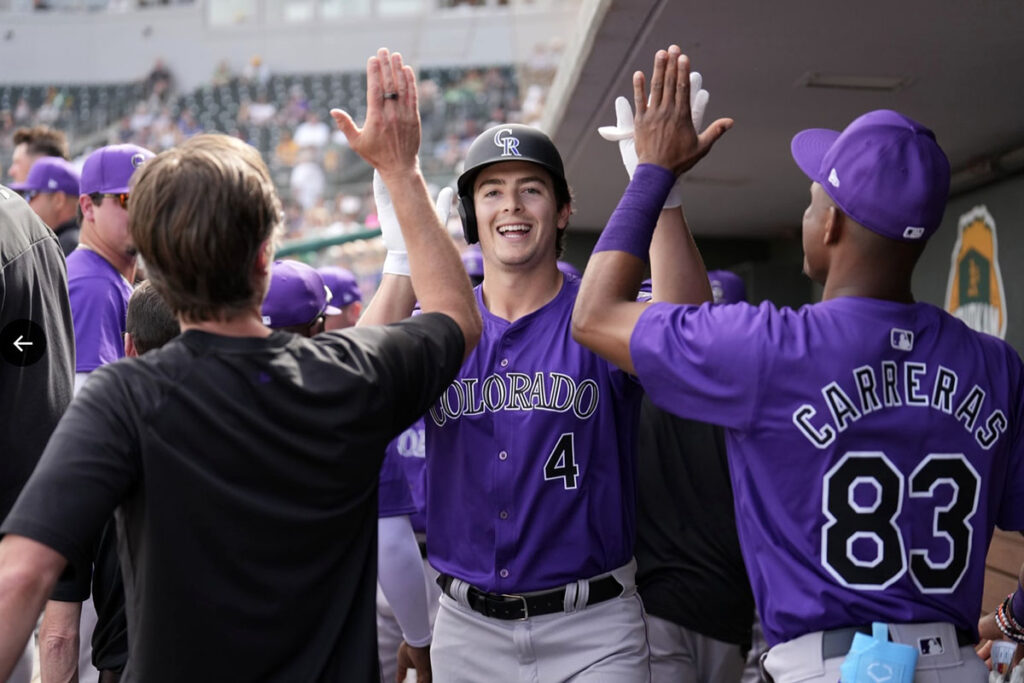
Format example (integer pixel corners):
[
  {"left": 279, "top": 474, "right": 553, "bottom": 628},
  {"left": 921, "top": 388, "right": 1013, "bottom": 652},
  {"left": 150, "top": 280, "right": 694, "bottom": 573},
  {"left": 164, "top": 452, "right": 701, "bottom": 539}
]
[
  {"left": 599, "top": 45, "right": 732, "bottom": 197},
  {"left": 331, "top": 47, "right": 421, "bottom": 178},
  {"left": 598, "top": 70, "right": 710, "bottom": 208}
]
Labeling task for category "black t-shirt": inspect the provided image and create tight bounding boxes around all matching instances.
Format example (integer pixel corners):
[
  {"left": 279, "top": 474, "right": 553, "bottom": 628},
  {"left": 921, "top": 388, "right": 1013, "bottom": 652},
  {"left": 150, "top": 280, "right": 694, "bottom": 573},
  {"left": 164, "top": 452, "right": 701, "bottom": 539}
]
[
  {"left": 3, "top": 313, "right": 464, "bottom": 682},
  {"left": 0, "top": 186, "right": 74, "bottom": 520},
  {"left": 634, "top": 395, "right": 755, "bottom": 649}
]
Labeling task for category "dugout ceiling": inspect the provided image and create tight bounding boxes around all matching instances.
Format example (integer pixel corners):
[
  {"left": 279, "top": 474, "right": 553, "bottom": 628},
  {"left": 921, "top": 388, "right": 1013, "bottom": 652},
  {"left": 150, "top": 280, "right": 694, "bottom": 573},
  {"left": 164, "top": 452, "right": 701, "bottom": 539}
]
[{"left": 543, "top": 0, "right": 1024, "bottom": 238}]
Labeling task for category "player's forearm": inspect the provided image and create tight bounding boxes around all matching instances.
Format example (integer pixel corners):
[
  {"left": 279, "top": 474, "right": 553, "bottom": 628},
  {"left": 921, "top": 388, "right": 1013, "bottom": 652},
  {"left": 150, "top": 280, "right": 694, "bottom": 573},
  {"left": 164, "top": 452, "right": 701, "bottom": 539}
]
[
  {"left": 649, "top": 207, "right": 712, "bottom": 305},
  {"left": 0, "top": 536, "right": 65, "bottom": 680},
  {"left": 39, "top": 600, "right": 82, "bottom": 683},
  {"left": 573, "top": 251, "right": 647, "bottom": 374},
  {"left": 573, "top": 164, "right": 673, "bottom": 372},
  {"left": 379, "top": 168, "right": 481, "bottom": 354}
]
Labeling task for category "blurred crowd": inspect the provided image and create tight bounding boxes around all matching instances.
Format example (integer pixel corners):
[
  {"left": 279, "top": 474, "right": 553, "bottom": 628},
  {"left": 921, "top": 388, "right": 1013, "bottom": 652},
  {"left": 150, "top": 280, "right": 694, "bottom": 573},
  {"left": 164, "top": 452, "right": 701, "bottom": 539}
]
[{"left": 1, "top": 40, "right": 563, "bottom": 299}]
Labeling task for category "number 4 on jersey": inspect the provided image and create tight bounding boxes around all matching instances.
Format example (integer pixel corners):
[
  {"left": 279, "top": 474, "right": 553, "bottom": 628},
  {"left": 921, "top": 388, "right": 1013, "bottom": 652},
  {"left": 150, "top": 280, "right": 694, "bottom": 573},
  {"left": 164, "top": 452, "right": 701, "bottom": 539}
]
[{"left": 544, "top": 432, "right": 579, "bottom": 489}]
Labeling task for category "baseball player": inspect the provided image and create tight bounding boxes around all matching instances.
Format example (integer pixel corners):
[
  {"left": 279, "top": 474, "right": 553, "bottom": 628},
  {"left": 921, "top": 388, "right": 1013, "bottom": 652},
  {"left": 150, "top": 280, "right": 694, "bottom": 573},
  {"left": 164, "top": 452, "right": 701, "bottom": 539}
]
[
  {"left": 344, "top": 45, "right": 715, "bottom": 683},
  {"left": 377, "top": 240, "right": 495, "bottom": 681},
  {"left": 38, "top": 142, "right": 156, "bottom": 683},
  {"left": 10, "top": 155, "right": 81, "bottom": 256},
  {"left": 0, "top": 45, "right": 481, "bottom": 680},
  {"left": 261, "top": 259, "right": 434, "bottom": 682},
  {"left": 571, "top": 49, "right": 1023, "bottom": 683},
  {"left": 318, "top": 265, "right": 363, "bottom": 329}
]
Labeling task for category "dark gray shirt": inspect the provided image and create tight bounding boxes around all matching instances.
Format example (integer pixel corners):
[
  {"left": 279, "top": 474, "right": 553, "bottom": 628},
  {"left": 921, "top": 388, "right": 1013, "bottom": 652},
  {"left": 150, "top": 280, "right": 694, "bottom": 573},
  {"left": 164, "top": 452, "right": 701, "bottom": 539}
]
[{"left": 0, "top": 185, "right": 74, "bottom": 520}]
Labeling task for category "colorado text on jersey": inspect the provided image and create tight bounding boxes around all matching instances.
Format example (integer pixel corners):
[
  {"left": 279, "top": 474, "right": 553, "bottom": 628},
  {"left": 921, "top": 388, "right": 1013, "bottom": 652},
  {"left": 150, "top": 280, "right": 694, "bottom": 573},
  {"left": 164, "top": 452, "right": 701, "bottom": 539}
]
[
  {"left": 792, "top": 360, "right": 1008, "bottom": 450},
  {"left": 428, "top": 372, "right": 599, "bottom": 426}
]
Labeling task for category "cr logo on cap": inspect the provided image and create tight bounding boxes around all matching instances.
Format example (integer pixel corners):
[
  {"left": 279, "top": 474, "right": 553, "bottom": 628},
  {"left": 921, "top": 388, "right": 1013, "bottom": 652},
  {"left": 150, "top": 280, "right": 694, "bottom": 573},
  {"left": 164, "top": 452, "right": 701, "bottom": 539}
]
[
  {"left": 493, "top": 128, "right": 521, "bottom": 158},
  {"left": 131, "top": 153, "right": 147, "bottom": 169}
]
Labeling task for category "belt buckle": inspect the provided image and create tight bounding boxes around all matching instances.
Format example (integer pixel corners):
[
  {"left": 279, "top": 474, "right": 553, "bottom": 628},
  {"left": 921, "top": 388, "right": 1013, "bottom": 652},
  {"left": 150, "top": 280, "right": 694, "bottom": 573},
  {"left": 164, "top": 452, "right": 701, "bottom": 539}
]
[{"left": 501, "top": 593, "right": 529, "bottom": 620}]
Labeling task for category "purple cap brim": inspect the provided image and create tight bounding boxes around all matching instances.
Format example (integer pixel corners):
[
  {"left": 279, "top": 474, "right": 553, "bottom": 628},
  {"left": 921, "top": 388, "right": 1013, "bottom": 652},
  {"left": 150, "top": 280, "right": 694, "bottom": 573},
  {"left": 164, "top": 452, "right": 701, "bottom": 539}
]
[
  {"left": 790, "top": 128, "right": 840, "bottom": 184},
  {"left": 8, "top": 180, "right": 30, "bottom": 191}
]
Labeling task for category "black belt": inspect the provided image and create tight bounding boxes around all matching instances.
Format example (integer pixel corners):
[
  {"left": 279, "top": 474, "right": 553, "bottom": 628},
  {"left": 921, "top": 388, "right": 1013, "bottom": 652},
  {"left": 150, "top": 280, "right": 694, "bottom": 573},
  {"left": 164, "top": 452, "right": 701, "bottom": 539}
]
[
  {"left": 821, "top": 624, "right": 975, "bottom": 660},
  {"left": 437, "top": 573, "right": 622, "bottom": 620}
]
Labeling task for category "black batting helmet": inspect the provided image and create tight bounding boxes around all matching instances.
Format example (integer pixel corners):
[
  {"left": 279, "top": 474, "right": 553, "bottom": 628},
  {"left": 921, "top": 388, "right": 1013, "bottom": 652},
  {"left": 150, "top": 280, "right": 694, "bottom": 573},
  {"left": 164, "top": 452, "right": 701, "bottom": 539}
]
[{"left": 456, "top": 124, "right": 571, "bottom": 244}]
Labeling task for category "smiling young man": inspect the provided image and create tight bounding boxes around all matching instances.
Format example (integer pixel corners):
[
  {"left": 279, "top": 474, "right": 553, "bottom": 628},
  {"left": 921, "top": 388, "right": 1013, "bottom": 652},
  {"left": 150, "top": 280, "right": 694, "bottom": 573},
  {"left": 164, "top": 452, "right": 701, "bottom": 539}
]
[{"left": 348, "top": 44, "right": 717, "bottom": 683}]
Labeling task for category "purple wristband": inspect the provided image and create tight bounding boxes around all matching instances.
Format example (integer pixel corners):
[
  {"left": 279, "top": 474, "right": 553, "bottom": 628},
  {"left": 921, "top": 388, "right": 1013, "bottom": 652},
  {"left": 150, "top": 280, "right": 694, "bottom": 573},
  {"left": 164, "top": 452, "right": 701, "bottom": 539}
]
[
  {"left": 1012, "top": 583, "right": 1024, "bottom": 624},
  {"left": 593, "top": 164, "right": 676, "bottom": 263}
]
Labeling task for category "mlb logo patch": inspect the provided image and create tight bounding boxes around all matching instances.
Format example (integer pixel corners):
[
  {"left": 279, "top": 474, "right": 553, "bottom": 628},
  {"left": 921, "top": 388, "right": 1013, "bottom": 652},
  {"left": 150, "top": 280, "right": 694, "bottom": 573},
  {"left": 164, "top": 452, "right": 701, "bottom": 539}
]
[
  {"left": 890, "top": 329, "right": 914, "bottom": 351},
  {"left": 828, "top": 168, "right": 840, "bottom": 187},
  {"left": 903, "top": 226, "right": 925, "bottom": 239},
  {"left": 918, "top": 636, "right": 943, "bottom": 656}
]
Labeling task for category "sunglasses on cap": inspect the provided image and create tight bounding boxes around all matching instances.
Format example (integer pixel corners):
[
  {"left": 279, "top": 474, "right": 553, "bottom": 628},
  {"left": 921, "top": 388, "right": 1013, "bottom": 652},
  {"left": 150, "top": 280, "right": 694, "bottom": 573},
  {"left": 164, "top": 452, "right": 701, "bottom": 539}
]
[{"left": 89, "top": 192, "right": 130, "bottom": 210}]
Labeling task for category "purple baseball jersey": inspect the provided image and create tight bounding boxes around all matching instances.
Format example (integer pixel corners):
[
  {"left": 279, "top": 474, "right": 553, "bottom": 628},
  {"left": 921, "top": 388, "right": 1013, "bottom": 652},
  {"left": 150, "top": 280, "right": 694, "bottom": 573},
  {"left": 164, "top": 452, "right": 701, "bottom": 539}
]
[
  {"left": 378, "top": 443, "right": 416, "bottom": 519},
  {"left": 425, "top": 278, "right": 642, "bottom": 593},
  {"left": 67, "top": 248, "right": 134, "bottom": 372},
  {"left": 389, "top": 418, "right": 427, "bottom": 533},
  {"left": 631, "top": 297, "right": 1024, "bottom": 646}
]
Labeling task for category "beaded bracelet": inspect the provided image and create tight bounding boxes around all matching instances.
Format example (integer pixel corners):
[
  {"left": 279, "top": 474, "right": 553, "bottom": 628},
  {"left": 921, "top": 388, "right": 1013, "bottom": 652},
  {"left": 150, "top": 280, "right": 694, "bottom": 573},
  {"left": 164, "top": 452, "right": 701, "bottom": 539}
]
[{"left": 995, "top": 593, "right": 1024, "bottom": 644}]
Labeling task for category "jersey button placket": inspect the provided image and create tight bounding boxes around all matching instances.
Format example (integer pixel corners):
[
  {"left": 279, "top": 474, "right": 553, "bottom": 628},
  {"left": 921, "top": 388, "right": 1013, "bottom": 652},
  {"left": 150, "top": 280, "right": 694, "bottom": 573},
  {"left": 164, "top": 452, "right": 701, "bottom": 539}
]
[
  {"left": 499, "top": 568, "right": 509, "bottom": 579},
  {"left": 499, "top": 510, "right": 509, "bottom": 520},
  {"left": 498, "top": 450, "right": 508, "bottom": 461}
]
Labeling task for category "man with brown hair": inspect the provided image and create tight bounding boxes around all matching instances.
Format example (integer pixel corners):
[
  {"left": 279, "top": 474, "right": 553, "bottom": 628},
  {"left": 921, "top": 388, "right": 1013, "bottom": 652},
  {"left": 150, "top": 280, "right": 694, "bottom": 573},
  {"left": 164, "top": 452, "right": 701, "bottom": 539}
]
[
  {"left": 0, "top": 47, "right": 480, "bottom": 682},
  {"left": 8, "top": 125, "right": 69, "bottom": 183}
]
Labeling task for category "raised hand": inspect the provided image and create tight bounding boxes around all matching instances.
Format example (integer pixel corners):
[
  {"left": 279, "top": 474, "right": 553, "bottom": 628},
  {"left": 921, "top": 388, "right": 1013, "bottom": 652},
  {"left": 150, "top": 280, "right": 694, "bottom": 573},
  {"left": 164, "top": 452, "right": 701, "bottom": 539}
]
[
  {"left": 632, "top": 45, "right": 732, "bottom": 177},
  {"left": 331, "top": 47, "right": 421, "bottom": 177},
  {"left": 598, "top": 68, "right": 711, "bottom": 208}
]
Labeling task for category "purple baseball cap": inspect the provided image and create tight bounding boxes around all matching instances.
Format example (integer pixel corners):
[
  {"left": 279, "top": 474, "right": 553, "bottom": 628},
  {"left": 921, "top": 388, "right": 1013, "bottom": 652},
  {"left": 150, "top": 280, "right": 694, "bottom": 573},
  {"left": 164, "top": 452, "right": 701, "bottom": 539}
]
[
  {"left": 791, "top": 109, "right": 950, "bottom": 242},
  {"left": 708, "top": 270, "right": 747, "bottom": 304},
  {"left": 461, "top": 246, "right": 484, "bottom": 279},
  {"left": 262, "top": 260, "right": 341, "bottom": 328},
  {"left": 80, "top": 143, "right": 155, "bottom": 196},
  {"left": 557, "top": 260, "right": 581, "bottom": 279},
  {"left": 10, "top": 156, "right": 80, "bottom": 195},
  {"left": 318, "top": 265, "right": 362, "bottom": 307}
]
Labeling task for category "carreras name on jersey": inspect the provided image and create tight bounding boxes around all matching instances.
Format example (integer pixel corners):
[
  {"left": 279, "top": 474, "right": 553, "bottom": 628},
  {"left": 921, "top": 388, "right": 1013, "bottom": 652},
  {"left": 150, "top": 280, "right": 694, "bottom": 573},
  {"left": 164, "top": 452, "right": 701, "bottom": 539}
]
[
  {"left": 428, "top": 372, "right": 599, "bottom": 426},
  {"left": 792, "top": 360, "right": 1007, "bottom": 450}
]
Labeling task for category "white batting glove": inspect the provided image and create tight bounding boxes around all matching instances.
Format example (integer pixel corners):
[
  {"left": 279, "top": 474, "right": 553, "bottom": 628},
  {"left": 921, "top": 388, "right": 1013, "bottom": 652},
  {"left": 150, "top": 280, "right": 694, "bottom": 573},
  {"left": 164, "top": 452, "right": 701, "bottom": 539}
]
[
  {"left": 374, "top": 170, "right": 454, "bottom": 276},
  {"left": 373, "top": 169, "right": 408, "bottom": 275},
  {"left": 597, "top": 71, "right": 709, "bottom": 209}
]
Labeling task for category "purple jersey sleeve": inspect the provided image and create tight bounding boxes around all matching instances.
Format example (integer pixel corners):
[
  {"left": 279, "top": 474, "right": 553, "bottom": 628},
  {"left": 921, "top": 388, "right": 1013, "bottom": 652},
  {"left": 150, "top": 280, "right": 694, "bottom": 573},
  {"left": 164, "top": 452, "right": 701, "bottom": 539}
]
[
  {"left": 631, "top": 298, "right": 1024, "bottom": 646},
  {"left": 378, "top": 442, "right": 416, "bottom": 519},
  {"left": 67, "top": 250, "right": 133, "bottom": 373}
]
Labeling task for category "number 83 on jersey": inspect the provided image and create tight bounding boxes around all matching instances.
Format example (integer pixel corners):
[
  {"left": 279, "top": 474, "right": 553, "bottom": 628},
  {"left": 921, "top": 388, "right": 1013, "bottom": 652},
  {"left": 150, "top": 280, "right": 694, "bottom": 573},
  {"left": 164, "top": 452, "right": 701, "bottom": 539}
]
[{"left": 821, "top": 451, "right": 980, "bottom": 594}]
